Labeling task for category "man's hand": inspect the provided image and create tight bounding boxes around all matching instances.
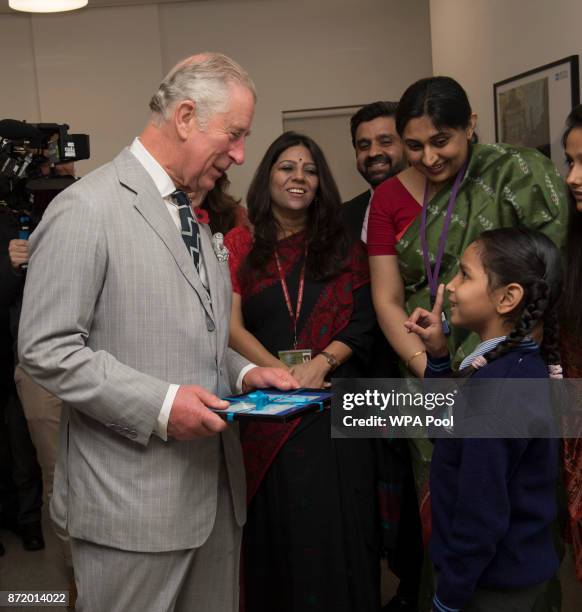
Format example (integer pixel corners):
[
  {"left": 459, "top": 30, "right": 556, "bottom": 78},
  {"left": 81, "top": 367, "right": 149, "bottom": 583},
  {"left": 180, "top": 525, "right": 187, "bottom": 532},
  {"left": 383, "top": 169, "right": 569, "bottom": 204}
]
[
  {"left": 242, "top": 367, "right": 300, "bottom": 394},
  {"left": 167, "top": 384, "right": 229, "bottom": 440},
  {"left": 8, "top": 239, "right": 29, "bottom": 271}
]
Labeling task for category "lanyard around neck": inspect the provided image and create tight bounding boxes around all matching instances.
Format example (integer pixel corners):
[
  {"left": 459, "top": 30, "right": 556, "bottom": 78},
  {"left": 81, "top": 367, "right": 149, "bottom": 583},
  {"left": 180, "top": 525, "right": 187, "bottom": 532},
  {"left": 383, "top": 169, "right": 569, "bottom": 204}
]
[
  {"left": 420, "top": 161, "right": 468, "bottom": 303},
  {"left": 274, "top": 246, "right": 307, "bottom": 350}
]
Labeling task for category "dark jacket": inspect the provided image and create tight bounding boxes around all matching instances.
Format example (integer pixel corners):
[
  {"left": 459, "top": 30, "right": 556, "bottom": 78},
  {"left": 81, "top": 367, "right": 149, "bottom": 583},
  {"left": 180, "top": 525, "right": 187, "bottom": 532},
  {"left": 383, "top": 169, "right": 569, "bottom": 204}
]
[
  {"left": 342, "top": 190, "right": 370, "bottom": 243},
  {"left": 342, "top": 190, "right": 398, "bottom": 377},
  {"left": 426, "top": 346, "right": 559, "bottom": 611}
]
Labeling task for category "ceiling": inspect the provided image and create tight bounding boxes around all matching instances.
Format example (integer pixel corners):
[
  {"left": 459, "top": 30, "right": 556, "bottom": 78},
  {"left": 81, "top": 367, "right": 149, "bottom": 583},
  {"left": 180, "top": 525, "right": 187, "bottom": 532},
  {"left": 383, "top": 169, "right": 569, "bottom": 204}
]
[{"left": 0, "top": 0, "right": 206, "bottom": 14}]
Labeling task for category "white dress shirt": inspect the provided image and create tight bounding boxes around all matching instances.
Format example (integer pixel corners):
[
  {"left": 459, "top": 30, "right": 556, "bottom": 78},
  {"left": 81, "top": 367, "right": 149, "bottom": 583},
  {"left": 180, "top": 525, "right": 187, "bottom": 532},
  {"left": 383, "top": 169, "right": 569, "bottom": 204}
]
[{"left": 360, "top": 188, "right": 374, "bottom": 244}]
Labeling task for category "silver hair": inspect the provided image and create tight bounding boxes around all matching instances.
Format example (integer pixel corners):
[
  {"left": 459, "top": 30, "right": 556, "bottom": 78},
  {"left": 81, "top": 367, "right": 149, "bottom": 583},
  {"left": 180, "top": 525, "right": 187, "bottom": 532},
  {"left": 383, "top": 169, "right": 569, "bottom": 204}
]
[{"left": 149, "top": 52, "right": 256, "bottom": 129}]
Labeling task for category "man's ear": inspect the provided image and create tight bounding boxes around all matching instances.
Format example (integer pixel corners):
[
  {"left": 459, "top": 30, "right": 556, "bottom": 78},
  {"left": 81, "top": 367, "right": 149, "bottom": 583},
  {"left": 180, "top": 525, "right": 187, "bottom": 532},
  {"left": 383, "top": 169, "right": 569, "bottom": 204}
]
[
  {"left": 174, "top": 100, "right": 197, "bottom": 141},
  {"left": 495, "top": 282, "right": 524, "bottom": 316}
]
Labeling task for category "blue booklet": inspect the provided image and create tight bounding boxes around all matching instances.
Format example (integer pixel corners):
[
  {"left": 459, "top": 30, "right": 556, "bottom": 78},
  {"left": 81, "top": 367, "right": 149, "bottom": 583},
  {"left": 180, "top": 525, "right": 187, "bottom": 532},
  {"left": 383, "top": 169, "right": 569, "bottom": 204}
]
[{"left": 214, "top": 388, "right": 332, "bottom": 422}]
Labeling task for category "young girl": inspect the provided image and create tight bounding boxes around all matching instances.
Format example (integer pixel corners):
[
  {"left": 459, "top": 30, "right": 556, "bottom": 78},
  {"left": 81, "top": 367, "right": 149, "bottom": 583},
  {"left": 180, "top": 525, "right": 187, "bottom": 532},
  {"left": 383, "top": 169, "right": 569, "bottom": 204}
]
[{"left": 404, "top": 227, "right": 563, "bottom": 612}]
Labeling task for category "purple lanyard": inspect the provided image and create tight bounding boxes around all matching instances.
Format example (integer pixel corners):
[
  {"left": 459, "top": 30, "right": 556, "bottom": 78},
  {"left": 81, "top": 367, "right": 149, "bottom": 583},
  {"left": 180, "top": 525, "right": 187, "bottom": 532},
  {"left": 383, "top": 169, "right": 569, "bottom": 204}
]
[{"left": 420, "top": 161, "right": 468, "bottom": 303}]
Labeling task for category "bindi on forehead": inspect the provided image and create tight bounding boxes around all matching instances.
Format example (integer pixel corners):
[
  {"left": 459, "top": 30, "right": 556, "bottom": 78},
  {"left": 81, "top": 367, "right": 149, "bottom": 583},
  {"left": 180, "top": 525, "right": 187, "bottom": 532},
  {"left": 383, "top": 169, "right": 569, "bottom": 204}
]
[
  {"left": 278, "top": 148, "right": 314, "bottom": 164},
  {"left": 279, "top": 157, "right": 311, "bottom": 164}
]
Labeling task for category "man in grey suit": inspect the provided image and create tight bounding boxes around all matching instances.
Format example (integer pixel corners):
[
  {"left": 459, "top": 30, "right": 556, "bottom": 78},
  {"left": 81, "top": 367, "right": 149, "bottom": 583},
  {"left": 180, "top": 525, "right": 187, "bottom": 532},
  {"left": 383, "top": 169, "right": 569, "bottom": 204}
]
[{"left": 18, "top": 53, "right": 297, "bottom": 612}]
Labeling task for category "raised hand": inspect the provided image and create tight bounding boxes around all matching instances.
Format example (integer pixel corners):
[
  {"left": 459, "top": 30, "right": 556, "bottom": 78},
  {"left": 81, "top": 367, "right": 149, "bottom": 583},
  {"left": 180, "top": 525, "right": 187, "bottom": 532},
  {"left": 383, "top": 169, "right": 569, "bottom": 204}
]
[{"left": 403, "top": 283, "right": 449, "bottom": 358}]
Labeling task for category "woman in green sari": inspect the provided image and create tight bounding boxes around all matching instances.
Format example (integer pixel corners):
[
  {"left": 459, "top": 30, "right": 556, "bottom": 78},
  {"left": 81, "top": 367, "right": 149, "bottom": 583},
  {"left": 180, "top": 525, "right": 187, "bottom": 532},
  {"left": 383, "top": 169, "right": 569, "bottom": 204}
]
[
  {"left": 367, "top": 76, "right": 568, "bottom": 611},
  {"left": 368, "top": 77, "right": 567, "bottom": 375}
]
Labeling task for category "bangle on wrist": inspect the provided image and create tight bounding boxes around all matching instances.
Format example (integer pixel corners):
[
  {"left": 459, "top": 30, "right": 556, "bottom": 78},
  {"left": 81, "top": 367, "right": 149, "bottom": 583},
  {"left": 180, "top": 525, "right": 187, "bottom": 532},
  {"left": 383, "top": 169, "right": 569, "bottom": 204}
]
[
  {"left": 318, "top": 350, "right": 338, "bottom": 372},
  {"left": 406, "top": 350, "right": 426, "bottom": 371}
]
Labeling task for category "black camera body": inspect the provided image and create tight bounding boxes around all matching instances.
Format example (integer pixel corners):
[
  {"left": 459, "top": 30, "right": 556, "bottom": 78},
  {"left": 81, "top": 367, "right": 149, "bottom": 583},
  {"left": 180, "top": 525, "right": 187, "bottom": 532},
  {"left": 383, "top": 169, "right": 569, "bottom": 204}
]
[
  {"left": 0, "top": 119, "right": 90, "bottom": 225},
  {"left": 0, "top": 119, "right": 90, "bottom": 180}
]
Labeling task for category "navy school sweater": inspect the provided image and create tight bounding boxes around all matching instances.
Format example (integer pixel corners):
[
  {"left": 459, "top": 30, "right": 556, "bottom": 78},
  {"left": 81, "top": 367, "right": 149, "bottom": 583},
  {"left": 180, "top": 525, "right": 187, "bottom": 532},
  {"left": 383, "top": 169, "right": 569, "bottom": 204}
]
[{"left": 426, "top": 344, "right": 559, "bottom": 612}]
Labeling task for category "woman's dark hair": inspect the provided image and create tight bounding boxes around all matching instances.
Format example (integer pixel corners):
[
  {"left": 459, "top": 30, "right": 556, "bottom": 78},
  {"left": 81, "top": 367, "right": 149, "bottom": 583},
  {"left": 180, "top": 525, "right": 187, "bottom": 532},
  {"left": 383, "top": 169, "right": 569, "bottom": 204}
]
[
  {"left": 457, "top": 228, "right": 563, "bottom": 378},
  {"left": 396, "top": 76, "right": 472, "bottom": 136},
  {"left": 201, "top": 174, "right": 242, "bottom": 235},
  {"left": 561, "top": 104, "right": 582, "bottom": 341},
  {"left": 243, "top": 131, "right": 350, "bottom": 280},
  {"left": 561, "top": 103, "right": 582, "bottom": 147}
]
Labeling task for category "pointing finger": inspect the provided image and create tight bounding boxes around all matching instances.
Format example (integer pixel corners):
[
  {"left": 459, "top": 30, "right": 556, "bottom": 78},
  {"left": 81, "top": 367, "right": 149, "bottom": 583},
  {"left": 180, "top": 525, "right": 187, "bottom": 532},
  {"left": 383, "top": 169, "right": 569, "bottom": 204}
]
[{"left": 432, "top": 283, "right": 445, "bottom": 317}]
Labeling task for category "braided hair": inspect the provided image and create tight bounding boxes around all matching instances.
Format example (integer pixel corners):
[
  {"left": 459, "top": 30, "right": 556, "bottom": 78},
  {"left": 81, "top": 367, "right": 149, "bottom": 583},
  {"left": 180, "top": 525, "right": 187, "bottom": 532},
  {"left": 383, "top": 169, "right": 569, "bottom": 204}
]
[{"left": 456, "top": 228, "right": 563, "bottom": 378}]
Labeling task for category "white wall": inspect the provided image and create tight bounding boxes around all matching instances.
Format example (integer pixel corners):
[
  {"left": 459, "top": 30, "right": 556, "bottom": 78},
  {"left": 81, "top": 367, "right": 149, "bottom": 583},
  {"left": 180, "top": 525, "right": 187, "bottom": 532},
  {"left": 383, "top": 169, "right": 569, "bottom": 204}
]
[
  {"left": 0, "top": 0, "right": 432, "bottom": 200},
  {"left": 0, "top": 5, "right": 162, "bottom": 177},
  {"left": 430, "top": 0, "right": 582, "bottom": 147}
]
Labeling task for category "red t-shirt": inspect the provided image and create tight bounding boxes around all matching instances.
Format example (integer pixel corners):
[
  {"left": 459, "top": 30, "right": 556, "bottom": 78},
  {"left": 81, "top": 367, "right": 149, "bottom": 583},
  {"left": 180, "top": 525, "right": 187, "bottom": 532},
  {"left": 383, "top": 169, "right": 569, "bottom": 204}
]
[{"left": 367, "top": 176, "right": 421, "bottom": 256}]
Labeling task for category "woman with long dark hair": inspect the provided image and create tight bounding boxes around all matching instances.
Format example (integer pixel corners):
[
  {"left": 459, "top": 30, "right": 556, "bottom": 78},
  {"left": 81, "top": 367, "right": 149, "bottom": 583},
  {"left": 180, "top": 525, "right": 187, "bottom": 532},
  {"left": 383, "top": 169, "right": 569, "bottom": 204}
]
[
  {"left": 224, "top": 131, "right": 379, "bottom": 612},
  {"left": 561, "top": 104, "right": 582, "bottom": 584}
]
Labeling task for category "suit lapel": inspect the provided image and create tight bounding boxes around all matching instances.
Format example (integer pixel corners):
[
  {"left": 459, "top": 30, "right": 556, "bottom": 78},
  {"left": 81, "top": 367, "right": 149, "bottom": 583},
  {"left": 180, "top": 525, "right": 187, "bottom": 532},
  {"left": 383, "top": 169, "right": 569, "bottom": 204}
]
[
  {"left": 114, "top": 149, "right": 215, "bottom": 323},
  {"left": 199, "top": 226, "right": 225, "bottom": 358},
  {"left": 343, "top": 190, "right": 371, "bottom": 242},
  {"left": 355, "top": 190, "right": 371, "bottom": 229},
  {"left": 199, "top": 227, "right": 219, "bottom": 310}
]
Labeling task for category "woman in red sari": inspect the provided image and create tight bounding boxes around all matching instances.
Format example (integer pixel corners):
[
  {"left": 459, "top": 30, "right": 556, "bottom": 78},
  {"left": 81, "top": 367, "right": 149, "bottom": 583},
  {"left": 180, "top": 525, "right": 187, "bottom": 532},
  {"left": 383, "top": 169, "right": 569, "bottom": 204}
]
[
  {"left": 225, "top": 131, "right": 380, "bottom": 612},
  {"left": 561, "top": 105, "right": 582, "bottom": 583}
]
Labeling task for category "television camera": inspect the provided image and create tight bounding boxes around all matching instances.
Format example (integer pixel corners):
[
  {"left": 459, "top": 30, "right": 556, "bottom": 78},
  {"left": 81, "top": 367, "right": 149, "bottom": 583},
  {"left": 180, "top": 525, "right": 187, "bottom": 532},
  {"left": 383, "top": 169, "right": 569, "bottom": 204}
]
[{"left": 0, "top": 119, "right": 90, "bottom": 231}]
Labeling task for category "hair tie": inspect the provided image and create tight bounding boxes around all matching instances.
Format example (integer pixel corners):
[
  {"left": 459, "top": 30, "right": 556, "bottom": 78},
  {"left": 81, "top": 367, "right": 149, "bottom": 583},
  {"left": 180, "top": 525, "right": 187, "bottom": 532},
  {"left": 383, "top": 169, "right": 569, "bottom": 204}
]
[
  {"left": 548, "top": 364, "right": 563, "bottom": 379},
  {"left": 471, "top": 355, "right": 488, "bottom": 369}
]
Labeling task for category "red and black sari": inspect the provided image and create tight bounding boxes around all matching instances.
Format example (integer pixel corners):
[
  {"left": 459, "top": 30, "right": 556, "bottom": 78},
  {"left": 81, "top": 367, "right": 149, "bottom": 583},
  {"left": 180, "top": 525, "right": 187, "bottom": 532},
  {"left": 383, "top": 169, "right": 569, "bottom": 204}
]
[
  {"left": 225, "top": 225, "right": 381, "bottom": 612},
  {"left": 562, "top": 336, "right": 582, "bottom": 583}
]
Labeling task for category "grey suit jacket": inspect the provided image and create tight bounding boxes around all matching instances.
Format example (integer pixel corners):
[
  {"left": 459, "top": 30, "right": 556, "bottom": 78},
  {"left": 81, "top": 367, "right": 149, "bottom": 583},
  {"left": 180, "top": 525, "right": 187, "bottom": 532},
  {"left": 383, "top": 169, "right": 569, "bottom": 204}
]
[{"left": 18, "top": 148, "right": 250, "bottom": 552}]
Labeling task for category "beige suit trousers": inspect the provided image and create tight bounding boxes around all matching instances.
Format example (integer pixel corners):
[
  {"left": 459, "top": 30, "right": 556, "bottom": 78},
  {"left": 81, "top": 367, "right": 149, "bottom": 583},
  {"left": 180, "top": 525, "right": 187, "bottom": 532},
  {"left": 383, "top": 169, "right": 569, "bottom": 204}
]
[{"left": 14, "top": 365, "right": 72, "bottom": 566}]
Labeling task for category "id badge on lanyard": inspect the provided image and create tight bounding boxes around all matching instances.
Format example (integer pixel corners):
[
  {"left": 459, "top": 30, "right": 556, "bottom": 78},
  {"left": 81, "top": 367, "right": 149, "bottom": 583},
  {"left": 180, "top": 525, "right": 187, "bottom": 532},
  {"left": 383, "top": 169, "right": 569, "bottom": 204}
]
[
  {"left": 275, "top": 247, "right": 312, "bottom": 364},
  {"left": 420, "top": 161, "right": 467, "bottom": 336}
]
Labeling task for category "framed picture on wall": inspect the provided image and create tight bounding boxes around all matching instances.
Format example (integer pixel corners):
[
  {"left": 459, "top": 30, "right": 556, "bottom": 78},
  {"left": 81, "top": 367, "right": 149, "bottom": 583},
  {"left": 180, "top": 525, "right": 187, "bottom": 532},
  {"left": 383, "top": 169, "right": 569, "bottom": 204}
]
[{"left": 494, "top": 55, "right": 579, "bottom": 170}]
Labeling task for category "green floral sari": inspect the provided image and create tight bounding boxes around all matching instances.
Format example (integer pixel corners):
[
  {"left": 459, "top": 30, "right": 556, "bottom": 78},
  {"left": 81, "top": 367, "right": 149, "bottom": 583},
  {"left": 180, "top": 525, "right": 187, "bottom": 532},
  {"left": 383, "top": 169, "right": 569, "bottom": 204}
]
[
  {"left": 398, "top": 143, "right": 568, "bottom": 366},
  {"left": 396, "top": 143, "right": 568, "bottom": 612}
]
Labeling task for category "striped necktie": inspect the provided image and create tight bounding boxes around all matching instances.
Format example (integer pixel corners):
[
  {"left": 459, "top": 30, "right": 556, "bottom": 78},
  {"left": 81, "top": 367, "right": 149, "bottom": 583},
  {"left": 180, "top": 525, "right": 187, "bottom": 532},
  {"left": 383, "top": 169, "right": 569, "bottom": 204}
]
[{"left": 172, "top": 189, "right": 201, "bottom": 272}]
